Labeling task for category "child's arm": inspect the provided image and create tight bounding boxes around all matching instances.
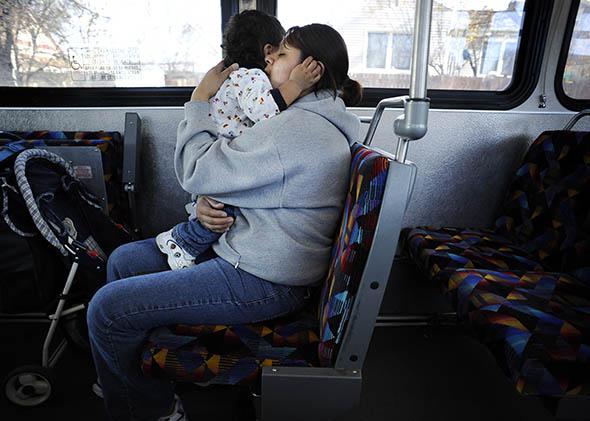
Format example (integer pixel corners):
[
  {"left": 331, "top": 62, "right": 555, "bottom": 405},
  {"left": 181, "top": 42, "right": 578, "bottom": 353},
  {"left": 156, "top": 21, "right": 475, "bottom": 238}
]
[
  {"left": 233, "top": 58, "right": 322, "bottom": 123},
  {"left": 277, "top": 56, "right": 323, "bottom": 107}
]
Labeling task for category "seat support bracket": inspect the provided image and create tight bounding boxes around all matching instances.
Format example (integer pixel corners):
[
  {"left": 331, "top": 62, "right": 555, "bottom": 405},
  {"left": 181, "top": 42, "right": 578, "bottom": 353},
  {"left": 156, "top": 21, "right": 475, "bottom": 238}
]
[{"left": 260, "top": 366, "right": 362, "bottom": 421}]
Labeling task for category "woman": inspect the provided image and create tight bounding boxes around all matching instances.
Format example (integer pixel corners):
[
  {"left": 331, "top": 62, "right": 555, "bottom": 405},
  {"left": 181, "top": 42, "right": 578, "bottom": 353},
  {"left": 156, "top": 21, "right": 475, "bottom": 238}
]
[{"left": 87, "top": 24, "right": 362, "bottom": 420}]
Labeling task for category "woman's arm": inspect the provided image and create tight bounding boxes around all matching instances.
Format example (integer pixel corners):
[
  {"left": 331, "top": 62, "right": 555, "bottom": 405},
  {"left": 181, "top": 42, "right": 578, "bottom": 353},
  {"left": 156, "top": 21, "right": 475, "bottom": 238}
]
[
  {"left": 196, "top": 196, "right": 234, "bottom": 233},
  {"left": 191, "top": 61, "right": 238, "bottom": 102}
]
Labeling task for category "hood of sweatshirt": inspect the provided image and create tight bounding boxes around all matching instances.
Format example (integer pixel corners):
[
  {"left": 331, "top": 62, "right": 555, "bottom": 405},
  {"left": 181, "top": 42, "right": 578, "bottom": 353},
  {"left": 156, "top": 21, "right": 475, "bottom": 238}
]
[{"left": 291, "top": 90, "right": 361, "bottom": 146}]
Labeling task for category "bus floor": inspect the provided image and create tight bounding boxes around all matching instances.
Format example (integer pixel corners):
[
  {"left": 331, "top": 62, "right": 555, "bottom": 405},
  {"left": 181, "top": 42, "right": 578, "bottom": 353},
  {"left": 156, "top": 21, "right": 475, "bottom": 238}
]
[{"left": 0, "top": 324, "right": 555, "bottom": 420}]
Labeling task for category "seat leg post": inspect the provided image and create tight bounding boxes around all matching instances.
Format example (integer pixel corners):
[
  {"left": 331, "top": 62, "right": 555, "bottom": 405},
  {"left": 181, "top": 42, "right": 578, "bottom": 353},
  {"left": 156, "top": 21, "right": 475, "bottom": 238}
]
[{"left": 260, "top": 366, "right": 362, "bottom": 421}]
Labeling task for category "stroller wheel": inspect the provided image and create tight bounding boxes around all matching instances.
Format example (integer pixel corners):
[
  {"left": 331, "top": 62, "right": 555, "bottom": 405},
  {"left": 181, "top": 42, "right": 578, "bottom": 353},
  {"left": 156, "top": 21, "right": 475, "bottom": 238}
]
[{"left": 2, "top": 365, "right": 55, "bottom": 407}]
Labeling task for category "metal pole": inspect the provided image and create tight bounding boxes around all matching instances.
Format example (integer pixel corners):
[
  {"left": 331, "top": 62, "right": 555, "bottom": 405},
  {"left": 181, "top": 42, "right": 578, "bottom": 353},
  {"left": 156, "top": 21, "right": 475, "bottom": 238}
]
[
  {"left": 409, "top": 0, "right": 433, "bottom": 99},
  {"left": 393, "top": 0, "right": 433, "bottom": 162},
  {"left": 363, "top": 96, "right": 408, "bottom": 146}
]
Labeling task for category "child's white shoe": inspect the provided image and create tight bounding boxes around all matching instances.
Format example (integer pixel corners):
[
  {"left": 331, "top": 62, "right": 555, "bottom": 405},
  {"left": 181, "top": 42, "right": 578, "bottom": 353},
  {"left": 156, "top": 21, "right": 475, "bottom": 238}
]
[{"left": 156, "top": 229, "right": 196, "bottom": 270}]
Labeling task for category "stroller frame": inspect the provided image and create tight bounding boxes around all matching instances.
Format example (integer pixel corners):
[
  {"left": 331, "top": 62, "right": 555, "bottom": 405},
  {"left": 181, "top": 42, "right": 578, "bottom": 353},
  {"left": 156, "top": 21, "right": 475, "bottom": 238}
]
[
  {"left": 0, "top": 259, "right": 85, "bottom": 367},
  {"left": 1, "top": 113, "right": 142, "bottom": 407}
]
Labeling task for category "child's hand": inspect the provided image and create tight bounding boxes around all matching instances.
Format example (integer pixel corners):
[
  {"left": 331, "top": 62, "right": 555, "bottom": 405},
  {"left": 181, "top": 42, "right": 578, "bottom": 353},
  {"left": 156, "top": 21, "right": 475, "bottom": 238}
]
[
  {"left": 288, "top": 57, "right": 323, "bottom": 92},
  {"left": 191, "top": 61, "right": 239, "bottom": 102}
]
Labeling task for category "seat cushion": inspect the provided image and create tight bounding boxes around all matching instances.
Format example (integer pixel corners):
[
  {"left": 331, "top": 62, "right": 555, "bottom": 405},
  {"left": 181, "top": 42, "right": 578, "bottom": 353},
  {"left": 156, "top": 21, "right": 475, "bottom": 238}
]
[
  {"left": 449, "top": 269, "right": 590, "bottom": 397},
  {"left": 405, "top": 227, "right": 544, "bottom": 287},
  {"left": 141, "top": 306, "right": 319, "bottom": 385}
]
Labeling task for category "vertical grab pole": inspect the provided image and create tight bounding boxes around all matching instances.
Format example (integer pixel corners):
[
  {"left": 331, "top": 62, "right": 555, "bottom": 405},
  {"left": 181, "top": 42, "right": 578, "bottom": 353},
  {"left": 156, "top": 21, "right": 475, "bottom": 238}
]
[
  {"left": 394, "top": 0, "right": 433, "bottom": 162},
  {"left": 409, "top": 0, "right": 432, "bottom": 99}
]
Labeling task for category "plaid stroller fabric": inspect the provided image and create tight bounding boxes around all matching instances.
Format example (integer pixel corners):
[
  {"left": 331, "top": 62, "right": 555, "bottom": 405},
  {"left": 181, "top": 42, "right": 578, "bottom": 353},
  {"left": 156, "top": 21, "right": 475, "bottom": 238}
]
[
  {"left": 0, "top": 130, "right": 127, "bottom": 223},
  {"left": 2, "top": 148, "right": 130, "bottom": 275}
]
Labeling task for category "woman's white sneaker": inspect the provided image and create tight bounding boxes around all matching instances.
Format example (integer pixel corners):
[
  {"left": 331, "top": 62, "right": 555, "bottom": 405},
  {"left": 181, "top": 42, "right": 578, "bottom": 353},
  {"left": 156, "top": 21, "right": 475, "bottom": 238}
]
[
  {"left": 155, "top": 229, "right": 196, "bottom": 270},
  {"left": 158, "top": 394, "right": 188, "bottom": 421}
]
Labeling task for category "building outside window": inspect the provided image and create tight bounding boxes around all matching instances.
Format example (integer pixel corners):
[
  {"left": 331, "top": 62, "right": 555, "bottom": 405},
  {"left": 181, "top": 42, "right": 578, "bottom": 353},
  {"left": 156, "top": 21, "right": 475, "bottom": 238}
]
[
  {"left": 366, "top": 32, "right": 412, "bottom": 71},
  {"left": 280, "top": 0, "right": 524, "bottom": 91},
  {"left": 366, "top": 32, "right": 389, "bottom": 68}
]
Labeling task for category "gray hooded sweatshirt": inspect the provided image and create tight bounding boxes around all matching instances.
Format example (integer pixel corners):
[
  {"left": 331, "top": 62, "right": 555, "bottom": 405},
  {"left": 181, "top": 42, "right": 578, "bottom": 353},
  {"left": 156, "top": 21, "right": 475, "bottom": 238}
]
[{"left": 175, "top": 90, "right": 360, "bottom": 286}]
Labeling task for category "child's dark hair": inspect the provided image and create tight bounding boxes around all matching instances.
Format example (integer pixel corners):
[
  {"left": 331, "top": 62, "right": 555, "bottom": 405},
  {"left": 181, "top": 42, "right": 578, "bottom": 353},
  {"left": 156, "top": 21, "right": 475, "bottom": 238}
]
[
  {"left": 222, "top": 10, "right": 285, "bottom": 70},
  {"left": 283, "top": 24, "right": 362, "bottom": 107}
]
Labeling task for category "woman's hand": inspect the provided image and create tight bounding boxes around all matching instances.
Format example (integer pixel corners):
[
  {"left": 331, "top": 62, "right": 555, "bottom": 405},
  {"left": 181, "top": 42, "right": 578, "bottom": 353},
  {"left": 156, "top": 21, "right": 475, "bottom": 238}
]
[
  {"left": 191, "top": 61, "right": 239, "bottom": 102},
  {"left": 288, "top": 57, "right": 323, "bottom": 92},
  {"left": 196, "top": 196, "right": 234, "bottom": 233}
]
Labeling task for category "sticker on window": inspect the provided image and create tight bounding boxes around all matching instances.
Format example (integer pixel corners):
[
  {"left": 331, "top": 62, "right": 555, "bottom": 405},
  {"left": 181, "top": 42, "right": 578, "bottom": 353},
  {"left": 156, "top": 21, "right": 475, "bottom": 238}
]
[{"left": 68, "top": 47, "right": 141, "bottom": 82}]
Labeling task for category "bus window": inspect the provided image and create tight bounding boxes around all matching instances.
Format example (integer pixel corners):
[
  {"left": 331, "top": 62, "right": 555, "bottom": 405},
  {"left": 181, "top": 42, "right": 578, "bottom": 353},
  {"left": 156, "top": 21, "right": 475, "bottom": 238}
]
[
  {"left": 562, "top": 0, "right": 590, "bottom": 100},
  {"left": 0, "top": 0, "right": 221, "bottom": 88},
  {"left": 277, "top": 0, "right": 525, "bottom": 91}
]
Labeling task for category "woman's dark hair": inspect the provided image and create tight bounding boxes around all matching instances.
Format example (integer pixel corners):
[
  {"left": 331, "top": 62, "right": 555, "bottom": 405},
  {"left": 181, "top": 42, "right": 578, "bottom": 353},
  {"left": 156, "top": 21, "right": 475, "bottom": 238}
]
[
  {"left": 222, "top": 10, "right": 285, "bottom": 70},
  {"left": 283, "top": 24, "right": 362, "bottom": 107}
]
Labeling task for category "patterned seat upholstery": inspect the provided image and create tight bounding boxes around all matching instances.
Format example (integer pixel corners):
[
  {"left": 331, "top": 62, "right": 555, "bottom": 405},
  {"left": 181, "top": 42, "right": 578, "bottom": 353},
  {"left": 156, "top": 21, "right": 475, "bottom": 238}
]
[
  {"left": 448, "top": 269, "right": 590, "bottom": 397},
  {"left": 406, "top": 227, "right": 543, "bottom": 285},
  {"left": 494, "top": 131, "right": 589, "bottom": 275},
  {"left": 141, "top": 307, "right": 320, "bottom": 385},
  {"left": 141, "top": 143, "right": 391, "bottom": 384},
  {"left": 405, "top": 131, "right": 589, "bottom": 285},
  {"left": 403, "top": 131, "right": 590, "bottom": 398}
]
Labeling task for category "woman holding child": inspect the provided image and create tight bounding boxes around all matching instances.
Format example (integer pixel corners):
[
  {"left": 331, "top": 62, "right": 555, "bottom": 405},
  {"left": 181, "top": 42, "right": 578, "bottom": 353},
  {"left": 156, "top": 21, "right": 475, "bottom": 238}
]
[{"left": 87, "top": 10, "right": 362, "bottom": 421}]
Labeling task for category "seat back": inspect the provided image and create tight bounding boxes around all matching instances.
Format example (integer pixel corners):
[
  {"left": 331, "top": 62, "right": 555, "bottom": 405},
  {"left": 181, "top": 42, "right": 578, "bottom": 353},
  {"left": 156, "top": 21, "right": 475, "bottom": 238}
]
[
  {"left": 317, "top": 143, "right": 415, "bottom": 367},
  {"left": 494, "top": 131, "right": 589, "bottom": 276}
]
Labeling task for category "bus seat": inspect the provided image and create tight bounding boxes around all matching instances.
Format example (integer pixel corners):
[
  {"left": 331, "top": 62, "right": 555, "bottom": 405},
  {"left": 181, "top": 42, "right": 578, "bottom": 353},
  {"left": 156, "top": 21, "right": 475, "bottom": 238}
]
[
  {"left": 402, "top": 130, "right": 590, "bottom": 400},
  {"left": 405, "top": 130, "right": 588, "bottom": 290},
  {"left": 0, "top": 116, "right": 142, "bottom": 236},
  {"left": 0, "top": 131, "right": 125, "bottom": 218},
  {"left": 449, "top": 269, "right": 589, "bottom": 397},
  {"left": 141, "top": 142, "right": 416, "bottom": 420}
]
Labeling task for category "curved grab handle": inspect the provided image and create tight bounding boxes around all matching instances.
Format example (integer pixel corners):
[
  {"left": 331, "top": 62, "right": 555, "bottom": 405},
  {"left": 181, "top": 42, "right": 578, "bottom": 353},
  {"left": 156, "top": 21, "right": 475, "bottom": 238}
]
[
  {"left": 563, "top": 109, "right": 590, "bottom": 131},
  {"left": 363, "top": 96, "right": 408, "bottom": 145}
]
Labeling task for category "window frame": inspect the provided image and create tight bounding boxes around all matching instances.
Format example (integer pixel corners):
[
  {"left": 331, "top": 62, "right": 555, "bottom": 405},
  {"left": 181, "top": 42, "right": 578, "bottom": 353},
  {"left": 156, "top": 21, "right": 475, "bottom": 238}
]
[
  {"left": 555, "top": 0, "right": 590, "bottom": 111},
  {"left": 0, "top": 0, "right": 552, "bottom": 109}
]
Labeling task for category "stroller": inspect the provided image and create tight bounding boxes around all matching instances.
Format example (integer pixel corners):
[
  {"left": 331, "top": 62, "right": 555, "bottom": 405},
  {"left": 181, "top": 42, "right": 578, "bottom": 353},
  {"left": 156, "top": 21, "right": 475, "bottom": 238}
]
[{"left": 0, "top": 132, "right": 135, "bottom": 406}]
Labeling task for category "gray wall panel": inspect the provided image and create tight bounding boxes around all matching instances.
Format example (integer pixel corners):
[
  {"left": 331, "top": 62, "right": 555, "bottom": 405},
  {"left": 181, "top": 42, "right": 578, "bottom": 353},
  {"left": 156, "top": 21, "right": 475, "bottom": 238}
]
[
  {"left": 362, "top": 109, "right": 590, "bottom": 229},
  {"left": 1, "top": 108, "right": 588, "bottom": 236}
]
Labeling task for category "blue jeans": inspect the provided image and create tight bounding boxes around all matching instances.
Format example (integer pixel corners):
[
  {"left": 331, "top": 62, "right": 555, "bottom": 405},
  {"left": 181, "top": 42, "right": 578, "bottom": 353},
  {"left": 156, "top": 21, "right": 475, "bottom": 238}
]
[
  {"left": 87, "top": 238, "right": 308, "bottom": 420},
  {"left": 172, "top": 206, "right": 236, "bottom": 257}
]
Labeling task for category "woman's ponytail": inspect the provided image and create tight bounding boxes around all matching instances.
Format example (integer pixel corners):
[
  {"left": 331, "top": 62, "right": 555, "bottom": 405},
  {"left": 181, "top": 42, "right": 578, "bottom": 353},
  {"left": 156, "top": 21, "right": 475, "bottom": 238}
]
[{"left": 339, "top": 77, "right": 362, "bottom": 107}]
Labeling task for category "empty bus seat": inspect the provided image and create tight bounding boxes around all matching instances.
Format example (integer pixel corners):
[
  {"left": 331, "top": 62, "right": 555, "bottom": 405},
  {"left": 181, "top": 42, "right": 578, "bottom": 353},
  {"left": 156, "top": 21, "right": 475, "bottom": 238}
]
[
  {"left": 450, "top": 269, "right": 589, "bottom": 397},
  {"left": 405, "top": 226, "right": 544, "bottom": 287},
  {"left": 403, "top": 130, "right": 589, "bottom": 398},
  {"left": 141, "top": 143, "right": 391, "bottom": 385}
]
